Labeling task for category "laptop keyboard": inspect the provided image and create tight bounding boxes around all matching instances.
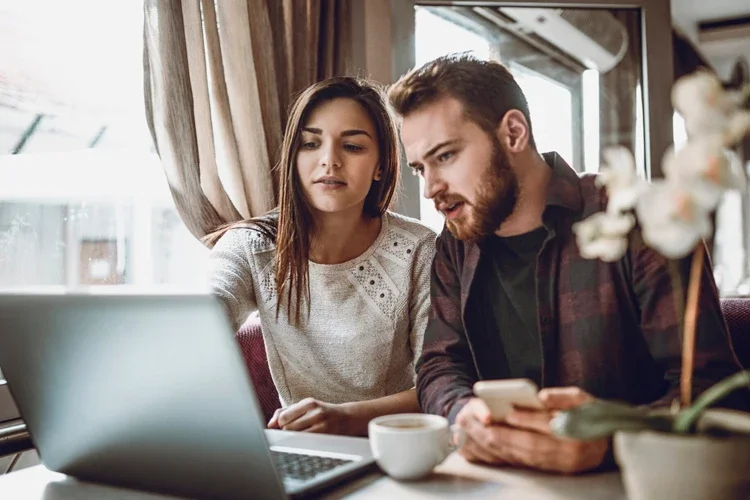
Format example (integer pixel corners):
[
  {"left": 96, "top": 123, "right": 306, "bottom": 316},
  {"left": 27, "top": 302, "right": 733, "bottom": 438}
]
[{"left": 272, "top": 450, "right": 354, "bottom": 481}]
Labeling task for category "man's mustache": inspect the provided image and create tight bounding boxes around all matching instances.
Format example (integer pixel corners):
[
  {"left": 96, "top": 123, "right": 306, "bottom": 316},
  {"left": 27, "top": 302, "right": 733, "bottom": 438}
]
[{"left": 433, "top": 194, "right": 469, "bottom": 211}]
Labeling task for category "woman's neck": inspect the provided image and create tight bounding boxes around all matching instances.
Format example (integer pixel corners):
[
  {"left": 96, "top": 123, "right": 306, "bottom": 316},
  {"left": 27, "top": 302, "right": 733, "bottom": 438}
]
[{"left": 309, "top": 209, "right": 383, "bottom": 265}]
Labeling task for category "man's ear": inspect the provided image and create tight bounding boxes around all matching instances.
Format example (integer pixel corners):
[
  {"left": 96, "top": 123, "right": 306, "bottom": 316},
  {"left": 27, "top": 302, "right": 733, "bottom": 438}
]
[{"left": 496, "top": 110, "right": 530, "bottom": 154}]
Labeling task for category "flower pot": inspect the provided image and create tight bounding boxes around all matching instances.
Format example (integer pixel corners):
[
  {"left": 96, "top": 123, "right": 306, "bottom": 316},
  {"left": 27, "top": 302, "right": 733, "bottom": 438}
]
[{"left": 614, "top": 410, "right": 750, "bottom": 500}]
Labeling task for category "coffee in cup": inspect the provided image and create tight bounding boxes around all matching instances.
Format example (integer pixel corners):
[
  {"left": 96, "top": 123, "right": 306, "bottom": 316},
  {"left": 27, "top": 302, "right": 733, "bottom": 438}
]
[{"left": 368, "top": 413, "right": 465, "bottom": 480}]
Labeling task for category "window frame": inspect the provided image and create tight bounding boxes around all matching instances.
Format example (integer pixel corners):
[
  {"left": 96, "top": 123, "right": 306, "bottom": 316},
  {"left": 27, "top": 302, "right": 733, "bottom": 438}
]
[
  {"left": 0, "top": 382, "right": 19, "bottom": 423},
  {"left": 350, "top": 0, "right": 674, "bottom": 219}
]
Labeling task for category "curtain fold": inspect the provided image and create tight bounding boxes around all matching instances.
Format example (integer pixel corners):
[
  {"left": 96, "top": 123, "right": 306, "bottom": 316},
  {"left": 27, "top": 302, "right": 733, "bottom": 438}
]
[{"left": 143, "top": 0, "right": 350, "bottom": 243}]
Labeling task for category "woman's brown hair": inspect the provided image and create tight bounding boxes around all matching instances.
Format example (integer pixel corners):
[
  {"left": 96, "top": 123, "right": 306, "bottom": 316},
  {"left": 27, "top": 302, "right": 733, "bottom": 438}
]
[{"left": 204, "top": 76, "right": 400, "bottom": 325}]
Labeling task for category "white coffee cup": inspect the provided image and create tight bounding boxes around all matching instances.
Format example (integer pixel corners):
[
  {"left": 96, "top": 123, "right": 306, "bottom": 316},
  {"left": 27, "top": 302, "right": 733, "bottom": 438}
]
[{"left": 368, "top": 413, "right": 465, "bottom": 480}]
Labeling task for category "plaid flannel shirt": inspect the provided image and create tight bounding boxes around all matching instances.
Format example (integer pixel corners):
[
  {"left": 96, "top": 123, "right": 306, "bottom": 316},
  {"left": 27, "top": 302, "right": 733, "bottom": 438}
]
[{"left": 416, "top": 152, "right": 745, "bottom": 423}]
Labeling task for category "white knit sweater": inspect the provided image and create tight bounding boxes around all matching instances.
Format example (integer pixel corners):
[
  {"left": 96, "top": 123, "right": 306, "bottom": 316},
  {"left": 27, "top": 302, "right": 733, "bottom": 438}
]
[{"left": 209, "top": 211, "right": 437, "bottom": 407}]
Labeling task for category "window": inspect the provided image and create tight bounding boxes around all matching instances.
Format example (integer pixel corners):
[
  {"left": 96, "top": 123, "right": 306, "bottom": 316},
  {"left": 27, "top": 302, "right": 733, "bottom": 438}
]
[
  {"left": 414, "top": 7, "right": 590, "bottom": 233},
  {"left": 0, "top": 3, "right": 209, "bottom": 382}
]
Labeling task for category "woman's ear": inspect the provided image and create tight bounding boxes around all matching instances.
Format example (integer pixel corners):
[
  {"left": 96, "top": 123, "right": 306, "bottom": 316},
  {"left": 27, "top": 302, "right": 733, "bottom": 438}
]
[
  {"left": 373, "top": 168, "right": 382, "bottom": 181},
  {"left": 496, "top": 109, "right": 530, "bottom": 154}
]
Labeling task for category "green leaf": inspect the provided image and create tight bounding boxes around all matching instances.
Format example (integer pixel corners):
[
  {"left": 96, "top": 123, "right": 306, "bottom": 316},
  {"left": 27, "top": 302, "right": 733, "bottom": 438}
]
[
  {"left": 672, "top": 370, "right": 750, "bottom": 434},
  {"left": 551, "top": 399, "right": 672, "bottom": 441}
]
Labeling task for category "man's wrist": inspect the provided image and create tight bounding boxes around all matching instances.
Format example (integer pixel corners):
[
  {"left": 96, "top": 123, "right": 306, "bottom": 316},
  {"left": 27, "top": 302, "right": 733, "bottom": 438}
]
[{"left": 448, "top": 395, "right": 474, "bottom": 424}]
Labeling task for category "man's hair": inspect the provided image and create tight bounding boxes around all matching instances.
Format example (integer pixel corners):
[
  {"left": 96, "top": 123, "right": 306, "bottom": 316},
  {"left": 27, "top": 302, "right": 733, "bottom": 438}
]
[{"left": 388, "top": 53, "right": 536, "bottom": 148}]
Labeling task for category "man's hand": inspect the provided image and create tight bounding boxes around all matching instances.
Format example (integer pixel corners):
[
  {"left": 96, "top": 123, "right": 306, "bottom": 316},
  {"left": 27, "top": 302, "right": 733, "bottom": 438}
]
[
  {"left": 268, "top": 398, "right": 355, "bottom": 435},
  {"left": 455, "top": 387, "right": 609, "bottom": 474}
]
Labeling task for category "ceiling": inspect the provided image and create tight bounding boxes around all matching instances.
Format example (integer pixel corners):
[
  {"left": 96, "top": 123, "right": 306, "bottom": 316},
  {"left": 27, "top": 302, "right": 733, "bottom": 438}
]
[
  {"left": 671, "top": 0, "right": 750, "bottom": 78},
  {"left": 0, "top": 1, "right": 747, "bottom": 158},
  {"left": 0, "top": 0, "right": 152, "bottom": 156}
]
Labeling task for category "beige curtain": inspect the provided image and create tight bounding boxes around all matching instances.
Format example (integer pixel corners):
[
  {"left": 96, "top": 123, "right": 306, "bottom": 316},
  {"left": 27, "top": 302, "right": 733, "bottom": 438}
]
[{"left": 143, "top": 0, "right": 351, "bottom": 243}]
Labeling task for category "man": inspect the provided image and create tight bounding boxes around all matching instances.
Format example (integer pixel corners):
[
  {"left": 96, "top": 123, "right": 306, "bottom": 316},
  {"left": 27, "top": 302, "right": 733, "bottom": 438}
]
[{"left": 387, "top": 54, "right": 746, "bottom": 474}]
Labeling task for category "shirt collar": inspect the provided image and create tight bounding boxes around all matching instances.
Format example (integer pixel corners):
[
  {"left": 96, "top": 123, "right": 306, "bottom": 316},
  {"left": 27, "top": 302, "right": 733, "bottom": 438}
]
[{"left": 541, "top": 151, "right": 583, "bottom": 216}]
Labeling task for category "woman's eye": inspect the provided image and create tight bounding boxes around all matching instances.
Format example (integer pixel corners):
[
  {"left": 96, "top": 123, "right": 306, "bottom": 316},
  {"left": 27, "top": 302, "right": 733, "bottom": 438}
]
[
  {"left": 301, "top": 141, "right": 318, "bottom": 150},
  {"left": 344, "top": 143, "right": 364, "bottom": 153}
]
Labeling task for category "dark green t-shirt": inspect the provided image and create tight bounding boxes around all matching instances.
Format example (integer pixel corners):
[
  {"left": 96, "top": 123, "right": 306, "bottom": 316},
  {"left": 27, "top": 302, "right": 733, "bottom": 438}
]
[{"left": 474, "top": 226, "right": 547, "bottom": 387}]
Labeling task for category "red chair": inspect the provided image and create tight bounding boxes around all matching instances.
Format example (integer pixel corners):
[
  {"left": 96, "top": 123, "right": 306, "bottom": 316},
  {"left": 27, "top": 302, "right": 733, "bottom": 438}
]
[
  {"left": 235, "top": 316, "right": 281, "bottom": 422},
  {"left": 721, "top": 298, "right": 750, "bottom": 369},
  {"left": 235, "top": 299, "right": 749, "bottom": 423}
]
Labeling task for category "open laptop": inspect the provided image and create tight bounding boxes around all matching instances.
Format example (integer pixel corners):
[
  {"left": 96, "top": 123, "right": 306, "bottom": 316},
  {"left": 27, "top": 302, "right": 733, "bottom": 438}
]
[{"left": 0, "top": 293, "right": 376, "bottom": 499}]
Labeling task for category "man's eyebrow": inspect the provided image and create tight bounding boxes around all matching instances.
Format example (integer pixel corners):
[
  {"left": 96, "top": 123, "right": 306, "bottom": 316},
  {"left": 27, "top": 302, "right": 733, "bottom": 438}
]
[
  {"left": 301, "top": 127, "right": 372, "bottom": 139},
  {"left": 407, "top": 139, "right": 458, "bottom": 168}
]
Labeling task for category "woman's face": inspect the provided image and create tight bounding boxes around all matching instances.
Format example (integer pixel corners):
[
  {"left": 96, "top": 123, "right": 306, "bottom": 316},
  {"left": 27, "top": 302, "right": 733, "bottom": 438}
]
[{"left": 296, "top": 98, "right": 381, "bottom": 218}]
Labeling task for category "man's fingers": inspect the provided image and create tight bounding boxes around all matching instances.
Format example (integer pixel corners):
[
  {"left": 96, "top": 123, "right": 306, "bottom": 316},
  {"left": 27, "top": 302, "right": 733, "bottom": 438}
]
[
  {"left": 538, "top": 387, "right": 594, "bottom": 411},
  {"left": 505, "top": 408, "right": 554, "bottom": 435},
  {"left": 457, "top": 398, "right": 492, "bottom": 426},
  {"left": 459, "top": 437, "right": 504, "bottom": 465},
  {"left": 460, "top": 416, "right": 514, "bottom": 464},
  {"left": 487, "top": 425, "right": 609, "bottom": 474}
]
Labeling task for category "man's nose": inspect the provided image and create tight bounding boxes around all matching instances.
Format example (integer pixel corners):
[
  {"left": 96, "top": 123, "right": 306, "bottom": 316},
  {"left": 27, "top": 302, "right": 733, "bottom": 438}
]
[{"left": 422, "top": 168, "right": 445, "bottom": 200}]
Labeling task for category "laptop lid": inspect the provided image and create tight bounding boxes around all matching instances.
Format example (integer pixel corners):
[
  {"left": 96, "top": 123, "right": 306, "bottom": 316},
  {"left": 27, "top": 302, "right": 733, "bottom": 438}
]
[{"left": 0, "top": 293, "right": 287, "bottom": 500}]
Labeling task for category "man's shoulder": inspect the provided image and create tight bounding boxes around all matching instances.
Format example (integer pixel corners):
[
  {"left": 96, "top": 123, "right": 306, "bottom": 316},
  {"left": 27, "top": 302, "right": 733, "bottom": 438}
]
[{"left": 576, "top": 172, "right": 609, "bottom": 218}]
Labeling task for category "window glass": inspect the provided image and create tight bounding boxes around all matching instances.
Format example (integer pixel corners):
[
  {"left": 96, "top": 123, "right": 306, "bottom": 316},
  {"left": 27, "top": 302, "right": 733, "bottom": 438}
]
[
  {"left": 414, "top": 7, "right": 578, "bottom": 233},
  {"left": 0, "top": 2, "right": 209, "bottom": 381}
]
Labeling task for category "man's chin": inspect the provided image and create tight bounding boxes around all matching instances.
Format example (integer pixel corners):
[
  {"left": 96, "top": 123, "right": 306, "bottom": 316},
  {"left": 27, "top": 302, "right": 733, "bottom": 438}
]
[{"left": 446, "top": 219, "right": 482, "bottom": 242}]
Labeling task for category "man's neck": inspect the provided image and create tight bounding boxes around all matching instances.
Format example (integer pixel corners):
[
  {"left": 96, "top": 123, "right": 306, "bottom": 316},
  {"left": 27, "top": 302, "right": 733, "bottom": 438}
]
[
  {"left": 495, "top": 152, "right": 551, "bottom": 237},
  {"left": 309, "top": 208, "right": 382, "bottom": 265}
]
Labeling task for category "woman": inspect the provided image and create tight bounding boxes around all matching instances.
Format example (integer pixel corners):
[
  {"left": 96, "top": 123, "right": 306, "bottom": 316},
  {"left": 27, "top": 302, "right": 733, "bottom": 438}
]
[{"left": 206, "top": 77, "right": 436, "bottom": 437}]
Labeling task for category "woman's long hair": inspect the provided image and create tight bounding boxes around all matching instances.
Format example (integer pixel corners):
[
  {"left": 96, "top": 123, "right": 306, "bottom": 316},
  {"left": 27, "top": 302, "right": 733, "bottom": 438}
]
[{"left": 204, "top": 77, "right": 400, "bottom": 325}]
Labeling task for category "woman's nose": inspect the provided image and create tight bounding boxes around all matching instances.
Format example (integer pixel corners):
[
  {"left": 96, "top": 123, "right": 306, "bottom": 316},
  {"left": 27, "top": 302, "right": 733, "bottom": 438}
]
[{"left": 320, "top": 143, "right": 341, "bottom": 169}]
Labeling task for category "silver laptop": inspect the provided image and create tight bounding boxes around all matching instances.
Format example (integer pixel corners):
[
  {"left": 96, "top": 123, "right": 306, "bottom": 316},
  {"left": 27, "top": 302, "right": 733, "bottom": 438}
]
[{"left": 0, "top": 293, "right": 376, "bottom": 499}]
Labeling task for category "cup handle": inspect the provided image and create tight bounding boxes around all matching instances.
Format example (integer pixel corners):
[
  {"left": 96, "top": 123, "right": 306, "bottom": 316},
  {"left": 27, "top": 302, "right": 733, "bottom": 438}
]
[{"left": 450, "top": 424, "right": 466, "bottom": 451}]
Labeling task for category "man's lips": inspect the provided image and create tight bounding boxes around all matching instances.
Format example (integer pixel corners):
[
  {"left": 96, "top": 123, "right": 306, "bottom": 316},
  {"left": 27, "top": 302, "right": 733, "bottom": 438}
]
[{"left": 439, "top": 201, "right": 465, "bottom": 220}]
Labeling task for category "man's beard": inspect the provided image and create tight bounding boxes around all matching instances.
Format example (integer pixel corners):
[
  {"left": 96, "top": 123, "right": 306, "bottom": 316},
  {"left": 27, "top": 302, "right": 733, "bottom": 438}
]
[{"left": 440, "top": 142, "right": 518, "bottom": 241}]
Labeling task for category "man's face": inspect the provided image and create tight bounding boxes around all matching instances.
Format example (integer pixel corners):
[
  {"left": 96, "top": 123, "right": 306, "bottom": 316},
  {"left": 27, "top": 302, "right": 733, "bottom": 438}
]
[{"left": 401, "top": 96, "right": 518, "bottom": 241}]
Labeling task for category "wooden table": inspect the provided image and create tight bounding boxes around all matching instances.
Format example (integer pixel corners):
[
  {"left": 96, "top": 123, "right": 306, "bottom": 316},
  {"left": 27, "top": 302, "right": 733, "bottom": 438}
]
[{"left": 0, "top": 455, "right": 625, "bottom": 499}]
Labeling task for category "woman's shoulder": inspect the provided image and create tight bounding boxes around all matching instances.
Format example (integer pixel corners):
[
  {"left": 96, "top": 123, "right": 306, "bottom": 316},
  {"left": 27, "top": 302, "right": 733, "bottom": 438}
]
[
  {"left": 383, "top": 211, "right": 438, "bottom": 243},
  {"left": 377, "top": 212, "right": 437, "bottom": 266},
  {"left": 212, "top": 213, "right": 278, "bottom": 255}
]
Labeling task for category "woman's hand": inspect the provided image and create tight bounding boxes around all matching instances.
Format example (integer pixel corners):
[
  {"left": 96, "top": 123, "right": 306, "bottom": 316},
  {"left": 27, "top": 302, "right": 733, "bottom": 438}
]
[{"left": 267, "top": 398, "right": 358, "bottom": 436}]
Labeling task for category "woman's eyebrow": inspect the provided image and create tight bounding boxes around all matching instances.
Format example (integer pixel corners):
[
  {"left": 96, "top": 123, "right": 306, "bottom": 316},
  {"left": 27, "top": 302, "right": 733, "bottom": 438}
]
[{"left": 302, "top": 127, "right": 372, "bottom": 139}]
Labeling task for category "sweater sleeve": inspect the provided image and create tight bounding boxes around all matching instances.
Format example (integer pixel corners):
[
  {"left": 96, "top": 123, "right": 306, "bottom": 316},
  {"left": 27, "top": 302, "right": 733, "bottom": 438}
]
[
  {"left": 208, "top": 229, "right": 260, "bottom": 332},
  {"left": 408, "top": 231, "right": 438, "bottom": 384}
]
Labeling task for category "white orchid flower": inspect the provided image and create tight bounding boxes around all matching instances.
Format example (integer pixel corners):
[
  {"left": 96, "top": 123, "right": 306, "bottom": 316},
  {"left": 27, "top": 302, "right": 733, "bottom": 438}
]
[
  {"left": 672, "top": 71, "right": 750, "bottom": 142},
  {"left": 635, "top": 181, "right": 712, "bottom": 259},
  {"left": 573, "top": 211, "right": 635, "bottom": 262},
  {"left": 662, "top": 136, "right": 746, "bottom": 211},
  {"left": 596, "top": 146, "right": 646, "bottom": 213},
  {"left": 724, "top": 110, "right": 750, "bottom": 145}
]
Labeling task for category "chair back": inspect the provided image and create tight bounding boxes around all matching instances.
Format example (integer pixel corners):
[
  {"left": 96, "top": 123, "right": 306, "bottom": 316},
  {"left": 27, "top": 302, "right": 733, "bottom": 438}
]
[
  {"left": 235, "top": 317, "right": 280, "bottom": 422},
  {"left": 721, "top": 298, "right": 750, "bottom": 369}
]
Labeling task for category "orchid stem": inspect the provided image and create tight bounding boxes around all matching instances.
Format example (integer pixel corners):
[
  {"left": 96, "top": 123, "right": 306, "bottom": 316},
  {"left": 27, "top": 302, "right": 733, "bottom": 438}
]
[{"left": 681, "top": 243, "right": 705, "bottom": 407}]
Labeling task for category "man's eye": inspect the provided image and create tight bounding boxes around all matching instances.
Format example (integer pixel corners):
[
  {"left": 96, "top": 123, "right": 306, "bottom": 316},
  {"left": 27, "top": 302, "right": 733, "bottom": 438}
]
[
  {"left": 411, "top": 166, "right": 424, "bottom": 177},
  {"left": 437, "top": 151, "right": 454, "bottom": 163}
]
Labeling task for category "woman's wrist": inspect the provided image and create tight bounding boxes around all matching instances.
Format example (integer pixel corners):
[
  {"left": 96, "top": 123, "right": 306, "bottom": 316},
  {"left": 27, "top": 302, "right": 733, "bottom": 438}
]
[{"left": 339, "top": 401, "right": 375, "bottom": 436}]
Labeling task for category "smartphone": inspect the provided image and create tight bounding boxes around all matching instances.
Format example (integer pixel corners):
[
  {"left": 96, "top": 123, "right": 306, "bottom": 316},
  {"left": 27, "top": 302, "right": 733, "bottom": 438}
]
[{"left": 473, "top": 378, "right": 544, "bottom": 421}]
